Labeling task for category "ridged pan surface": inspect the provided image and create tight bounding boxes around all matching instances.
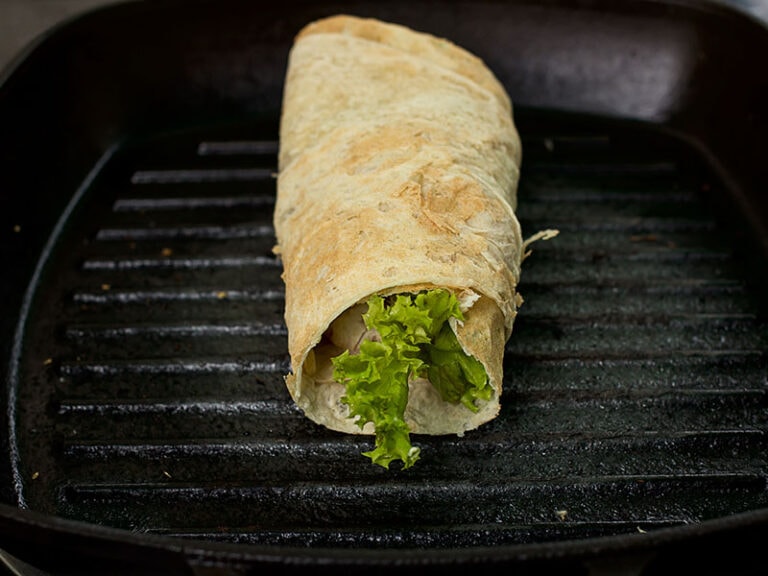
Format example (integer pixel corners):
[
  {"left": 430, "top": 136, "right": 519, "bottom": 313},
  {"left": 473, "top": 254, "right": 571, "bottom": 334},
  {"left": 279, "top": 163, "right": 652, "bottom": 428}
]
[{"left": 11, "top": 118, "right": 768, "bottom": 548}]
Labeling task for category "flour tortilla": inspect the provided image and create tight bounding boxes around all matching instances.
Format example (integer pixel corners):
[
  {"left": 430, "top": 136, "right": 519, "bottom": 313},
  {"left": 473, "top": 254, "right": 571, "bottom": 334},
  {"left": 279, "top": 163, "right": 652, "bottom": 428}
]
[{"left": 274, "top": 15, "right": 526, "bottom": 435}]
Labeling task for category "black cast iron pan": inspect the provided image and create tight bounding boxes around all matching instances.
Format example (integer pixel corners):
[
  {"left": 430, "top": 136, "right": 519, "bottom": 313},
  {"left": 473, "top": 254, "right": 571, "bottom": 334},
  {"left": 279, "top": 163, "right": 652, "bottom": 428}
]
[{"left": 1, "top": 0, "right": 767, "bottom": 573}]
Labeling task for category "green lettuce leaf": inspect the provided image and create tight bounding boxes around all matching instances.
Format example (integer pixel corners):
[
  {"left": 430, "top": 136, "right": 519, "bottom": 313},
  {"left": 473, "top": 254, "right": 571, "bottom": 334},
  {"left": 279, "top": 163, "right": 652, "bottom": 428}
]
[
  {"left": 331, "top": 289, "right": 492, "bottom": 469},
  {"left": 427, "top": 322, "right": 492, "bottom": 412}
]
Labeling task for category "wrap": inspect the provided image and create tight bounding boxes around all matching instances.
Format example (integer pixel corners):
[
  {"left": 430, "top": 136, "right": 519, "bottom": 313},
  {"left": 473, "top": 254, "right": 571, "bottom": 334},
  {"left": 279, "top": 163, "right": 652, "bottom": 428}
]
[{"left": 274, "top": 15, "right": 529, "bottom": 437}]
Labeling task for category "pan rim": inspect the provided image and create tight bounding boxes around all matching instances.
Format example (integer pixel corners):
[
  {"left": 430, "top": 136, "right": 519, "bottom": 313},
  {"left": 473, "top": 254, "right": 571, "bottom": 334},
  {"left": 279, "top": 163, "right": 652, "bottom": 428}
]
[{"left": 2, "top": 501, "right": 768, "bottom": 565}]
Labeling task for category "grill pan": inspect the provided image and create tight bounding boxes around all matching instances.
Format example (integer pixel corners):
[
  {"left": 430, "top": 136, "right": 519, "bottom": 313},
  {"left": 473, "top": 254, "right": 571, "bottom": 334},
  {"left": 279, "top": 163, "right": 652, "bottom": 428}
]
[{"left": 1, "top": 0, "right": 767, "bottom": 573}]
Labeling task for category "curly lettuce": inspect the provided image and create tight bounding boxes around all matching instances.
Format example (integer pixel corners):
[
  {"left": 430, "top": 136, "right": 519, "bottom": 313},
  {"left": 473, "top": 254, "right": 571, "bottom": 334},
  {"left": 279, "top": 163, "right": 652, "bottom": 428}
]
[{"left": 331, "top": 289, "right": 491, "bottom": 469}]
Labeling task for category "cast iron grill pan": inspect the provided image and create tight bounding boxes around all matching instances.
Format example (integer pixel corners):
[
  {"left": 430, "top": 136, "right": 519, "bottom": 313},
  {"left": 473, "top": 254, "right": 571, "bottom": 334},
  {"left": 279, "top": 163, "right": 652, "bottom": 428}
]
[
  {"left": 2, "top": 1, "right": 768, "bottom": 571},
  {"left": 10, "top": 119, "right": 767, "bottom": 548}
]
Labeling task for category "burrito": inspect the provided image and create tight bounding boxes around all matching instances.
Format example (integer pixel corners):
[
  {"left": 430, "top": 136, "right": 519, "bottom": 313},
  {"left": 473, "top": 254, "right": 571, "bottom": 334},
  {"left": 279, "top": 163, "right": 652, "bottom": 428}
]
[{"left": 274, "top": 15, "right": 554, "bottom": 468}]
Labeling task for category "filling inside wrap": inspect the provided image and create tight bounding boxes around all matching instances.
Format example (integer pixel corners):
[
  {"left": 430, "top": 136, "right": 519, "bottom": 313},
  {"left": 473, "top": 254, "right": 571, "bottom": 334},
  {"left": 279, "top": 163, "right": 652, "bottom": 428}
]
[{"left": 306, "top": 288, "right": 492, "bottom": 469}]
